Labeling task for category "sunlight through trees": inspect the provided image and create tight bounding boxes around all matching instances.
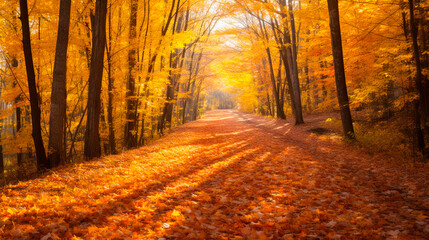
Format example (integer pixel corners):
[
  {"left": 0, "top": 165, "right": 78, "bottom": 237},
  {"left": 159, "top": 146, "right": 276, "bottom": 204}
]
[{"left": 0, "top": 0, "right": 428, "bottom": 180}]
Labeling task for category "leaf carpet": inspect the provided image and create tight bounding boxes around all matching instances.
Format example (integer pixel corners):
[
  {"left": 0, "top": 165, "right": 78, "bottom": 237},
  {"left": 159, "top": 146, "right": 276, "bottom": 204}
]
[{"left": 1, "top": 110, "right": 428, "bottom": 239}]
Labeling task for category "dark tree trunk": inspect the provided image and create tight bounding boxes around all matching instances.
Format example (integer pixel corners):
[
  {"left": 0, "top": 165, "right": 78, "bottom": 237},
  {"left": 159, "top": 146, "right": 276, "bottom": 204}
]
[
  {"left": 19, "top": 0, "right": 49, "bottom": 171},
  {"left": 183, "top": 47, "right": 203, "bottom": 124},
  {"left": 192, "top": 81, "right": 202, "bottom": 121},
  {"left": 327, "top": 0, "right": 355, "bottom": 139},
  {"left": 276, "top": 0, "right": 303, "bottom": 124},
  {"left": 182, "top": 49, "right": 196, "bottom": 124},
  {"left": 0, "top": 143, "right": 3, "bottom": 181},
  {"left": 159, "top": 3, "right": 186, "bottom": 133},
  {"left": 288, "top": 0, "right": 304, "bottom": 124},
  {"left": 266, "top": 91, "right": 272, "bottom": 117},
  {"left": 15, "top": 98, "right": 22, "bottom": 167},
  {"left": 409, "top": 0, "right": 426, "bottom": 155},
  {"left": 0, "top": 121, "right": 3, "bottom": 180},
  {"left": 266, "top": 48, "right": 286, "bottom": 119},
  {"left": 124, "top": 0, "right": 138, "bottom": 149},
  {"left": 100, "top": 102, "right": 109, "bottom": 154},
  {"left": 305, "top": 59, "right": 311, "bottom": 112},
  {"left": 48, "top": 0, "right": 72, "bottom": 168},
  {"left": 259, "top": 17, "right": 286, "bottom": 119},
  {"left": 84, "top": 0, "right": 107, "bottom": 159},
  {"left": 106, "top": 5, "right": 117, "bottom": 154}
]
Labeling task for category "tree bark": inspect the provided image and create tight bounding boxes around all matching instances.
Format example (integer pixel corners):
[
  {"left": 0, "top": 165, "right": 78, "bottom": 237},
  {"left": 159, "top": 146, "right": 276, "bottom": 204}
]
[
  {"left": 192, "top": 80, "right": 202, "bottom": 121},
  {"left": 288, "top": 0, "right": 304, "bottom": 124},
  {"left": 0, "top": 119, "right": 3, "bottom": 181},
  {"left": 19, "top": 0, "right": 49, "bottom": 171},
  {"left": 159, "top": 2, "right": 186, "bottom": 133},
  {"left": 84, "top": 0, "right": 107, "bottom": 159},
  {"left": 409, "top": 0, "right": 426, "bottom": 155},
  {"left": 48, "top": 0, "right": 72, "bottom": 168},
  {"left": 15, "top": 97, "right": 22, "bottom": 168},
  {"left": 327, "top": 0, "right": 355, "bottom": 139},
  {"left": 266, "top": 48, "right": 286, "bottom": 119},
  {"left": 259, "top": 17, "right": 286, "bottom": 119},
  {"left": 106, "top": 4, "right": 117, "bottom": 154},
  {"left": 276, "top": 0, "right": 304, "bottom": 124},
  {"left": 124, "top": 0, "right": 138, "bottom": 149}
]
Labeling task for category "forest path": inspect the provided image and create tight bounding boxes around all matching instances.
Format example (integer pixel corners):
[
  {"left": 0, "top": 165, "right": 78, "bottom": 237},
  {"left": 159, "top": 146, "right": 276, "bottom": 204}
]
[{"left": 1, "top": 110, "right": 428, "bottom": 239}]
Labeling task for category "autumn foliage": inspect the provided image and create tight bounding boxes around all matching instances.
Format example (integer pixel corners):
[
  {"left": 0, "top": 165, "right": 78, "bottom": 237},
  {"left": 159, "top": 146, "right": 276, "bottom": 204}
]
[
  {"left": 0, "top": 0, "right": 428, "bottom": 179},
  {"left": 0, "top": 0, "right": 222, "bottom": 178},
  {"left": 0, "top": 0, "right": 428, "bottom": 237},
  {"left": 1, "top": 110, "right": 428, "bottom": 239}
]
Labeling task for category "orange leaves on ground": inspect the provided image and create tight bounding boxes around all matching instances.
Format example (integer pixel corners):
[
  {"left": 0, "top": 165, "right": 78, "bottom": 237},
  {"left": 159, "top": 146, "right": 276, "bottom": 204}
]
[{"left": 0, "top": 110, "right": 428, "bottom": 239}]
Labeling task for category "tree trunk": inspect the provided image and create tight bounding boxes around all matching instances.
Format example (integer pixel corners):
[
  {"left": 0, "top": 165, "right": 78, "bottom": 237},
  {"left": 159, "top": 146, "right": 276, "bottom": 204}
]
[
  {"left": 106, "top": 5, "right": 117, "bottom": 154},
  {"left": 182, "top": 49, "right": 196, "bottom": 124},
  {"left": 305, "top": 59, "right": 311, "bottom": 112},
  {"left": 0, "top": 121, "right": 4, "bottom": 181},
  {"left": 259, "top": 17, "right": 286, "bottom": 119},
  {"left": 266, "top": 48, "right": 286, "bottom": 119},
  {"left": 84, "top": 0, "right": 107, "bottom": 159},
  {"left": 288, "top": 0, "right": 304, "bottom": 124},
  {"left": 19, "top": 0, "right": 49, "bottom": 171},
  {"left": 192, "top": 80, "right": 202, "bottom": 121},
  {"left": 159, "top": 4, "right": 186, "bottom": 133},
  {"left": 409, "top": 0, "right": 426, "bottom": 155},
  {"left": 124, "top": 0, "right": 138, "bottom": 149},
  {"left": 48, "top": 0, "right": 72, "bottom": 168},
  {"left": 277, "top": 0, "right": 304, "bottom": 124},
  {"left": 266, "top": 91, "right": 272, "bottom": 116},
  {"left": 15, "top": 98, "right": 22, "bottom": 168},
  {"left": 327, "top": 0, "right": 355, "bottom": 139}
]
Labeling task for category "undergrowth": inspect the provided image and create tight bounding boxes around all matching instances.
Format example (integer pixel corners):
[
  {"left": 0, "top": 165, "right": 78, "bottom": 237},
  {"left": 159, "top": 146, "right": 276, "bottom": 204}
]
[{"left": 324, "top": 117, "right": 415, "bottom": 160}]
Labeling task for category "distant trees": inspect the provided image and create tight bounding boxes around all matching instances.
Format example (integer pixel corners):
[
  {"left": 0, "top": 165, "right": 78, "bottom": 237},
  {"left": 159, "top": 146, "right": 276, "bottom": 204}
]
[
  {"left": 232, "top": 0, "right": 304, "bottom": 124},
  {"left": 220, "top": 0, "right": 428, "bottom": 153}
]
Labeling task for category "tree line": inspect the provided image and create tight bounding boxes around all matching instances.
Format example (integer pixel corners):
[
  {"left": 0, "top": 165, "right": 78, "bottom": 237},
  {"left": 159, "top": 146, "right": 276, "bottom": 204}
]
[
  {"left": 216, "top": 0, "right": 427, "bottom": 158},
  {"left": 0, "top": 0, "right": 221, "bottom": 182}
]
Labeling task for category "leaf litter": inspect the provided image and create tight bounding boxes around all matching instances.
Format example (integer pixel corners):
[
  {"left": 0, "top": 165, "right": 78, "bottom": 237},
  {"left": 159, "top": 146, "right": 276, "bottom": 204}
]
[{"left": 0, "top": 110, "right": 428, "bottom": 239}]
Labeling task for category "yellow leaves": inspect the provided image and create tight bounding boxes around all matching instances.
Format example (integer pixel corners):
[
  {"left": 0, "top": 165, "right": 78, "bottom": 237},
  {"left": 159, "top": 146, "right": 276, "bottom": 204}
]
[
  {"left": 1, "top": 194, "right": 7, "bottom": 202},
  {"left": 6, "top": 207, "right": 14, "bottom": 215},
  {"left": 170, "top": 209, "right": 180, "bottom": 217}
]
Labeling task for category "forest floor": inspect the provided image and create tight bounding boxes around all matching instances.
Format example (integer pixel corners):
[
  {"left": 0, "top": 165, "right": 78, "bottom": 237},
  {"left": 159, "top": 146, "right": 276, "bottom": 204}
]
[{"left": 1, "top": 110, "right": 428, "bottom": 239}]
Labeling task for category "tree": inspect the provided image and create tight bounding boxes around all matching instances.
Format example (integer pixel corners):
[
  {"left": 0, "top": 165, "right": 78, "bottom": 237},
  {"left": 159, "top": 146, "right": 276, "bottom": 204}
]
[
  {"left": 408, "top": 0, "right": 426, "bottom": 156},
  {"left": 19, "top": 0, "right": 49, "bottom": 171},
  {"left": 84, "top": 0, "right": 108, "bottom": 159},
  {"left": 124, "top": 0, "right": 138, "bottom": 149},
  {"left": 0, "top": 107, "right": 3, "bottom": 180},
  {"left": 277, "top": 0, "right": 304, "bottom": 124},
  {"left": 326, "top": 0, "right": 355, "bottom": 139},
  {"left": 158, "top": 0, "right": 187, "bottom": 133},
  {"left": 48, "top": 0, "right": 72, "bottom": 168},
  {"left": 286, "top": 0, "right": 304, "bottom": 124},
  {"left": 106, "top": 2, "right": 117, "bottom": 154}
]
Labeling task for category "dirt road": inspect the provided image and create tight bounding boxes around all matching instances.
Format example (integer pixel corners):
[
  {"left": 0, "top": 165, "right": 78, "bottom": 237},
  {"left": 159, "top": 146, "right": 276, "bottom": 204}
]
[{"left": 1, "top": 110, "right": 428, "bottom": 239}]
